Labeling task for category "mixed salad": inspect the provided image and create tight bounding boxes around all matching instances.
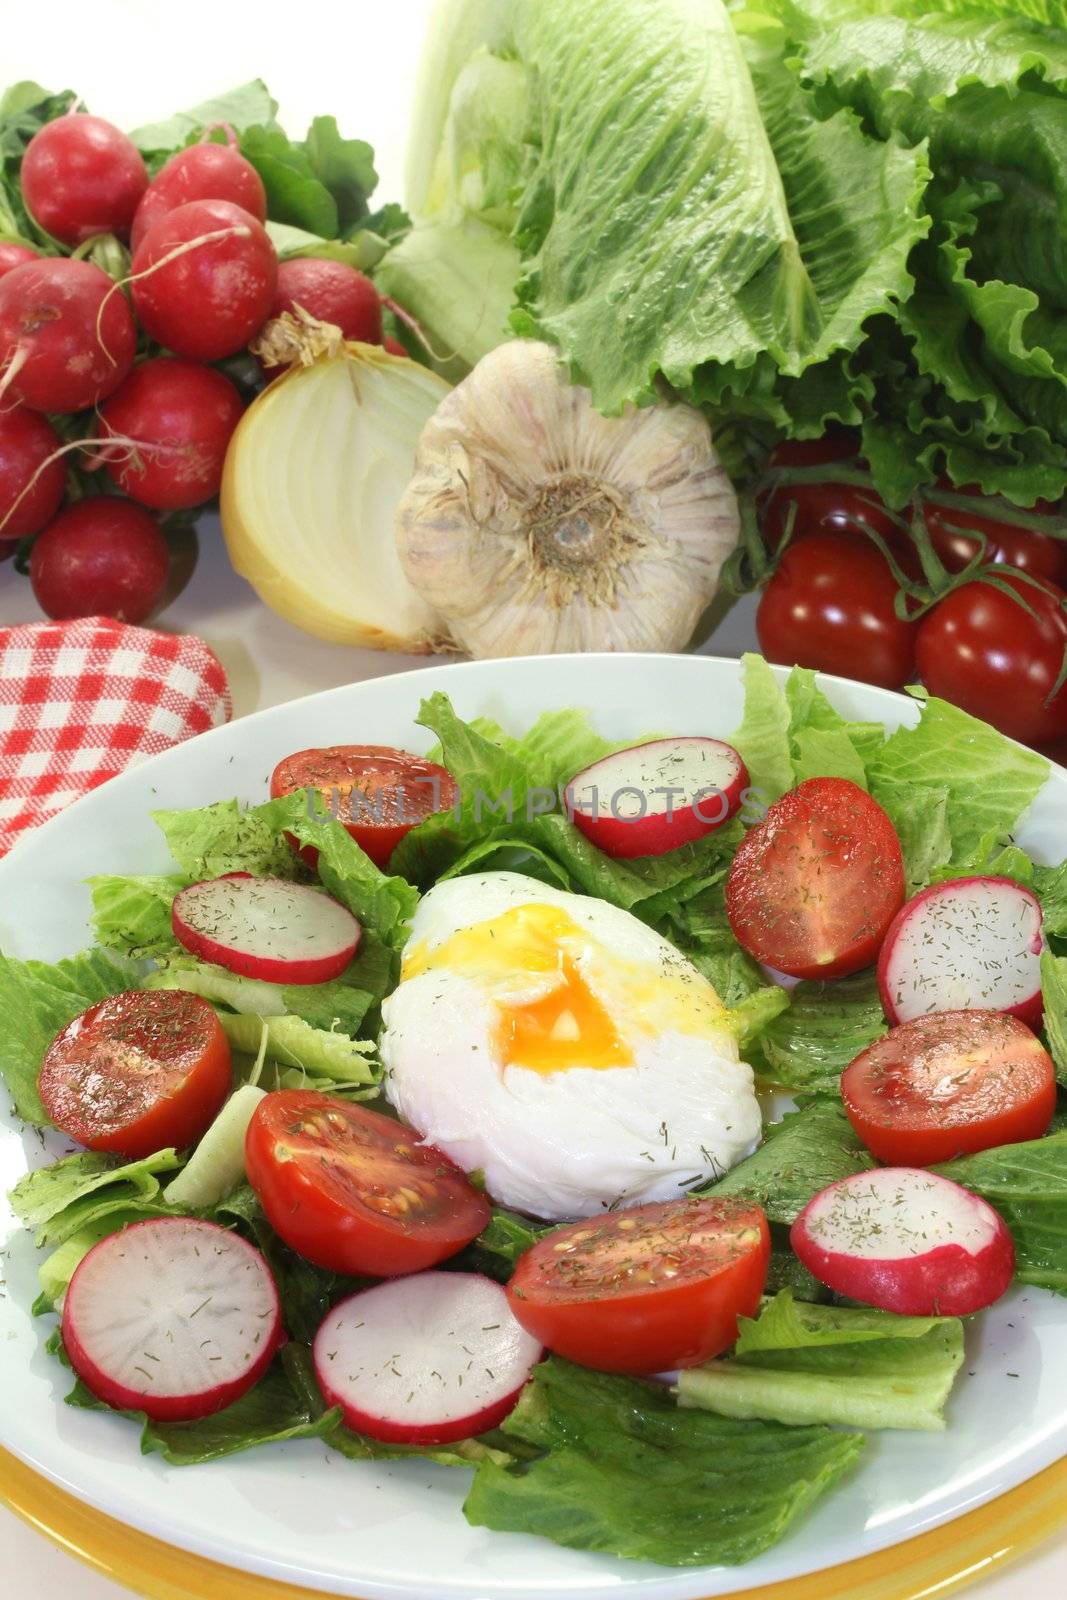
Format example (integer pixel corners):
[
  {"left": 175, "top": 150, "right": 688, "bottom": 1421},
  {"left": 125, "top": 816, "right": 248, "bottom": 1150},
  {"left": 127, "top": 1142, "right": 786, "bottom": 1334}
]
[{"left": 3, "top": 654, "right": 1067, "bottom": 1570}]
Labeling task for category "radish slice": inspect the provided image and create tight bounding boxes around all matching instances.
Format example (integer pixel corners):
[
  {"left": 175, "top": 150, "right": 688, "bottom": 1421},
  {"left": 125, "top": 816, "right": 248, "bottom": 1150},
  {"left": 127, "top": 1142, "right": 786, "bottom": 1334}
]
[
  {"left": 791, "top": 1167, "right": 1015, "bottom": 1316},
  {"left": 172, "top": 871, "right": 361, "bottom": 983},
  {"left": 62, "top": 1217, "right": 283, "bottom": 1421},
  {"left": 313, "top": 1271, "right": 542, "bottom": 1445},
  {"left": 878, "top": 875, "right": 1044, "bottom": 1028},
  {"left": 565, "top": 737, "right": 748, "bottom": 859}
]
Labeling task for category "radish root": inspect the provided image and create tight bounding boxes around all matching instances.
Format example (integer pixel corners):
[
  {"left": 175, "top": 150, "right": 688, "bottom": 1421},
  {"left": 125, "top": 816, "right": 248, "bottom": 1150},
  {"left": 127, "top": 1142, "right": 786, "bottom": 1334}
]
[
  {"left": 0, "top": 344, "right": 29, "bottom": 407},
  {"left": 381, "top": 296, "right": 457, "bottom": 365}
]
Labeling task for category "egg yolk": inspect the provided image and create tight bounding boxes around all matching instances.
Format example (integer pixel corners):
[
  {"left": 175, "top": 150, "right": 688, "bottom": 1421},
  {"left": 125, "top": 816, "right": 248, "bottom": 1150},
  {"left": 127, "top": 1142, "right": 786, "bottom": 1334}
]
[
  {"left": 497, "top": 954, "right": 632, "bottom": 1073},
  {"left": 402, "top": 901, "right": 729, "bottom": 1076}
]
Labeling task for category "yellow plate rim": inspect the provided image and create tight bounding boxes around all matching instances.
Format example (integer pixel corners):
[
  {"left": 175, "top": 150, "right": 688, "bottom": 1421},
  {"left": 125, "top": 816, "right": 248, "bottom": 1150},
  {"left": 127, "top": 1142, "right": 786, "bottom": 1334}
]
[{"left": 3, "top": 1443, "right": 1067, "bottom": 1600}]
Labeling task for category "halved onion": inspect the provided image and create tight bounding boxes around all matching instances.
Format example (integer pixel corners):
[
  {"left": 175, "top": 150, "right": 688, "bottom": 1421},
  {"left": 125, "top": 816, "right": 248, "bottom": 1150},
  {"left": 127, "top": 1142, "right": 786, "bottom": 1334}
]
[{"left": 221, "top": 341, "right": 453, "bottom": 651}]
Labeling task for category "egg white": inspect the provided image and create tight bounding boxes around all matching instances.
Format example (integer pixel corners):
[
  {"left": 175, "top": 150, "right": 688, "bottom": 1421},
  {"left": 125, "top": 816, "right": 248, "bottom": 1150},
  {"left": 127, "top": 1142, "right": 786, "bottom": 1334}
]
[{"left": 379, "top": 871, "right": 761, "bottom": 1221}]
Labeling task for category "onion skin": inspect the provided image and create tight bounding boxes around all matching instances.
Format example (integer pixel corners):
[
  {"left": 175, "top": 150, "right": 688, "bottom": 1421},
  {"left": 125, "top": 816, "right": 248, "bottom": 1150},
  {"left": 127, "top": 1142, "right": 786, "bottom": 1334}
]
[{"left": 220, "top": 342, "right": 452, "bottom": 651}]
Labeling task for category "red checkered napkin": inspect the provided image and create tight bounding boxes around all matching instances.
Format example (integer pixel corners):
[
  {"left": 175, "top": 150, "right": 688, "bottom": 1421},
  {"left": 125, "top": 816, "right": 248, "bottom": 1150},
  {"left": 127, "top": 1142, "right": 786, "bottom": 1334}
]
[{"left": 0, "top": 617, "right": 232, "bottom": 856}]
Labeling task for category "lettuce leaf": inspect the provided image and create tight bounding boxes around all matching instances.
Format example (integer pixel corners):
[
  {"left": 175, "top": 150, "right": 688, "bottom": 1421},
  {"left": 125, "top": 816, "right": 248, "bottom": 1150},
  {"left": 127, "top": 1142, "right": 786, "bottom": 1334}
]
[
  {"left": 62, "top": 1348, "right": 338, "bottom": 1464},
  {"left": 0, "top": 948, "right": 136, "bottom": 1124},
  {"left": 216, "top": 1013, "right": 380, "bottom": 1090},
  {"left": 756, "top": 972, "right": 886, "bottom": 1095},
  {"left": 463, "top": 1355, "right": 864, "bottom": 1566},
  {"left": 702, "top": 1100, "right": 874, "bottom": 1223},
  {"left": 153, "top": 798, "right": 302, "bottom": 881},
  {"left": 88, "top": 873, "right": 186, "bottom": 959},
  {"left": 9, "top": 1148, "right": 183, "bottom": 1247},
  {"left": 677, "top": 1290, "right": 964, "bottom": 1431},
  {"left": 1041, "top": 953, "right": 1067, "bottom": 1084},
  {"left": 729, "top": 654, "right": 795, "bottom": 804},
  {"left": 867, "top": 696, "right": 1048, "bottom": 867},
  {"left": 938, "top": 1128, "right": 1067, "bottom": 1294}
]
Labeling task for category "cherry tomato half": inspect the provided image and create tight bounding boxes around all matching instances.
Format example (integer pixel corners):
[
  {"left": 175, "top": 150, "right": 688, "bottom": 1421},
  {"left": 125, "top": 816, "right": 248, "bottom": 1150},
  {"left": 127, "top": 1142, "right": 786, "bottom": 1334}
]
[
  {"left": 922, "top": 485, "right": 1067, "bottom": 586},
  {"left": 842, "top": 1010, "right": 1056, "bottom": 1166},
  {"left": 271, "top": 745, "right": 457, "bottom": 869},
  {"left": 244, "top": 1090, "right": 491, "bottom": 1277},
  {"left": 725, "top": 777, "right": 905, "bottom": 981},
  {"left": 38, "top": 989, "right": 231, "bottom": 1158},
  {"left": 915, "top": 573, "right": 1067, "bottom": 746},
  {"left": 757, "top": 531, "right": 919, "bottom": 691},
  {"left": 506, "top": 1196, "right": 770, "bottom": 1375}
]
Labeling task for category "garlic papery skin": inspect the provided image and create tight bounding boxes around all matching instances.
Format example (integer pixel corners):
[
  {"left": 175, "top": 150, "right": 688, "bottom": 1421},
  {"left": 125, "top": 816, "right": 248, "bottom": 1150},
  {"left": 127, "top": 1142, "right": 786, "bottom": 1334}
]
[
  {"left": 394, "top": 340, "right": 741, "bottom": 657},
  {"left": 221, "top": 338, "right": 452, "bottom": 652}
]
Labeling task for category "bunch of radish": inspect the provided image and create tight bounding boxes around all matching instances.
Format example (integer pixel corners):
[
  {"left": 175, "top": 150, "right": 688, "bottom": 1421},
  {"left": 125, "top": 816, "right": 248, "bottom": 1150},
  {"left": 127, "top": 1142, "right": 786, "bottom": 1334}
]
[{"left": 0, "top": 103, "right": 395, "bottom": 624}]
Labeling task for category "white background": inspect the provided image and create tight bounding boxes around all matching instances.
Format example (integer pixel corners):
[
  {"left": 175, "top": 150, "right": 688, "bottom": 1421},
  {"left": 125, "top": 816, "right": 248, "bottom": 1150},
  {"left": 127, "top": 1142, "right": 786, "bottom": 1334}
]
[{"left": 0, "top": 1, "right": 1064, "bottom": 1595}]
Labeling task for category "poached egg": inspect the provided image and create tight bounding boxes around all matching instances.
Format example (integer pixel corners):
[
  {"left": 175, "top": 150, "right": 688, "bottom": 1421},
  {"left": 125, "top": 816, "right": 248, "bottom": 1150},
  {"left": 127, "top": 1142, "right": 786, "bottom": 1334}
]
[{"left": 379, "top": 871, "right": 761, "bottom": 1221}]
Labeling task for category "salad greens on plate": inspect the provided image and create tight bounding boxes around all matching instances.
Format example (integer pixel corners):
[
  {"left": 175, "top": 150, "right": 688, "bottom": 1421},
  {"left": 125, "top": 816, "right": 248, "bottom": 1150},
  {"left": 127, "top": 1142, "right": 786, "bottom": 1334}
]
[{"left": 4, "top": 653, "right": 1067, "bottom": 1570}]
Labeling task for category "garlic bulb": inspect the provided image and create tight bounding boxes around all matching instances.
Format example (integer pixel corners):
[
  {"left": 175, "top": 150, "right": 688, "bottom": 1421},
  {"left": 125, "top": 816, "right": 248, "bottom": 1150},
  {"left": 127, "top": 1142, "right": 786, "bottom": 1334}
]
[{"left": 395, "top": 340, "right": 740, "bottom": 657}]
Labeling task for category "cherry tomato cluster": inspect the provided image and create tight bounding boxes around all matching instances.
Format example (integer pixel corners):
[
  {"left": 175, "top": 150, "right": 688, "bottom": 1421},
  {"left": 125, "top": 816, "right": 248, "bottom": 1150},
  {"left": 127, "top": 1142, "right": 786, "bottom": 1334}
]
[
  {"left": 0, "top": 109, "right": 395, "bottom": 625},
  {"left": 755, "top": 432, "right": 1067, "bottom": 747}
]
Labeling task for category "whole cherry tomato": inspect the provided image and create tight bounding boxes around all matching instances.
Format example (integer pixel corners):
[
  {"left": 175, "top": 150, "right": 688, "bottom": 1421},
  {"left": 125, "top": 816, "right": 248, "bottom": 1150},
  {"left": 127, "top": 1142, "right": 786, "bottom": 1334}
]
[
  {"left": 915, "top": 573, "right": 1067, "bottom": 746},
  {"left": 922, "top": 483, "right": 1067, "bottom": 586},
  {"left": 757, "top": 530, "right": 919, "bottom": 690}
]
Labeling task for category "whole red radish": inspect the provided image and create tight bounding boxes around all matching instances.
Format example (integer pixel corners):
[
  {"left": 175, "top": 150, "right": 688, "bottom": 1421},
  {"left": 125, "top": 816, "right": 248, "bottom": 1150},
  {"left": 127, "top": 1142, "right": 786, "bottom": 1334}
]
[
  {"left": 878, "top": 876, "right": 1045, "bottom": 1028},
  {"left": 565, "top": 737, "right": 748, "bottom": 859},
  {"left": 30, "top": 499, "right": 168, "bottom": 622},
  {"left": 0, "top": 259, "right": 136, "bottom": 413},
  {"left": 97, "top": 358, "right": 244, "bottom": 510},
  {"left": 132, "top": 199, "right": 277, "bottom": 361},
  {"left": 0, "top": 408, "right": 65, "bottom": 539},
  {"left": 791, "top": 1166, "right": 1015, "bottom": 1316},
  {"left": 131, "top": 138, "right": 267, "bottom": 254},
  {"left": 0, "top": 242, "right": 38, "bottom": 280},
  {"left": 20, "top": 113, "right": 147, "bottom": 245},
  {"left": 383, "top": 336, "right": 407, "bottom": 357},
  {"left": 63, "top": 1217, "right": 283, "bottom": 1421},
  {"left": 313, "top": 1274, "right": 541, "bottom": 1444},
  {"left": 269, "top": 258, "right": 382, "bottom": 343}
]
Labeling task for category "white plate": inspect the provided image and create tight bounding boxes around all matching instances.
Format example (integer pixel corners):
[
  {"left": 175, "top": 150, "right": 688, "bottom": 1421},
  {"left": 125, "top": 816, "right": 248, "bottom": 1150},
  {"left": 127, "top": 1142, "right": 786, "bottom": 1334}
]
[{"left": 2, "top": 652, "right": 1066, "bottom": 1600}]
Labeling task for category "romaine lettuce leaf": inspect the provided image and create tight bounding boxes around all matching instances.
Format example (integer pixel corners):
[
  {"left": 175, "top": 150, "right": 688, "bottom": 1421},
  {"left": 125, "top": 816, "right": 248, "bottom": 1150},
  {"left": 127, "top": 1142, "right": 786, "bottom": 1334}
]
[
  {"left": 9, "top": 1148, "right": 183, "bottom": 1247},
  {"left": 867, "top": 696, "right": 1048, "bottom": 867},
  {"left": 677, "top": 1289, "right": 964, "bottom": 1432},
  {"left": 756, "top": 971, "right": 886, "bottom": 1095},
  {"left": 463, "top": 1355, "right": 864, "bottom": 1565},
  {"left": 88, "top": 873, "right": 185, "bottom": 959},
  {"left": 702, "top": 1100, "right": 874, "bottom": 1223},
  {"left": 729, "top": 654, "right": 795, "bottom": 804},
  {"left": 1041, "top": 953, "right": 1067, "bottom": 1084},
  {"left": 938, "top": 1127, "right": 1067, "bottom": 1295},
  {"left": 216, "top": 1012, "right": 380, "bottom": 1089},
  {"left": 277, "top": 795, "right": 419, "bottom": 951},
  {"left": 0, "top": 948, "right": 136, "bottom": 1124},
  {"left": 153, "top": 798, "right": 301, "bottom": 881},
  {"left": 62, "top": 1347, "right": 338, "bottom": 1464}
]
